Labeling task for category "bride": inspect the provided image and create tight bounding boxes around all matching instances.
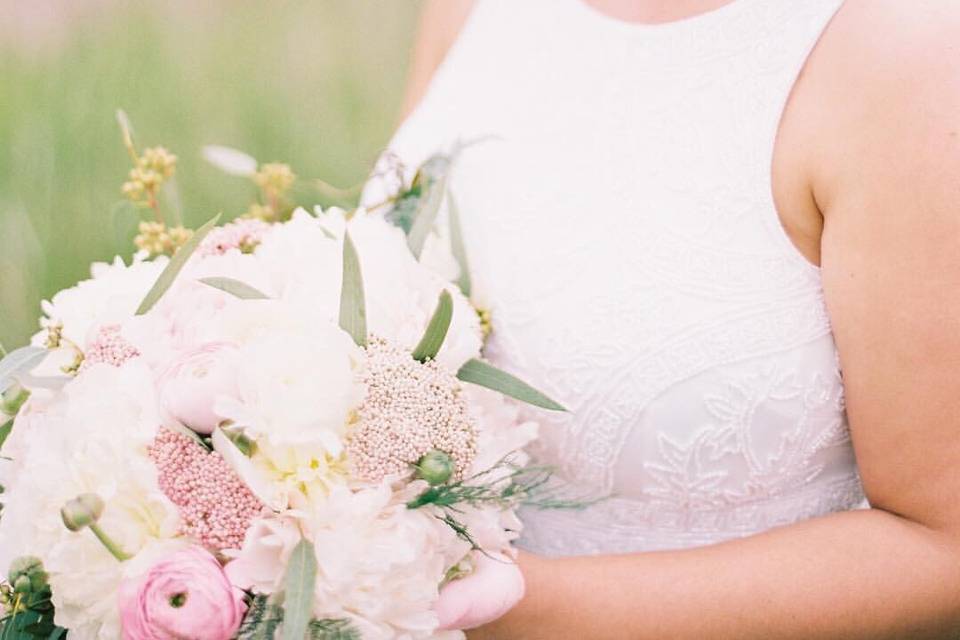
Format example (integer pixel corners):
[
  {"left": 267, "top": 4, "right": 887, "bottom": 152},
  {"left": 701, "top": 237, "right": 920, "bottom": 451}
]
[{"left": 387, "top": 0, "right": 960, "bottom": 638}]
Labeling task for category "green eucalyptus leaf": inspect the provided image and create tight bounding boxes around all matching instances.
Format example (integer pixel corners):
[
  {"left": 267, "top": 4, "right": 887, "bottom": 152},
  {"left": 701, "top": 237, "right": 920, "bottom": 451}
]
[
  {"left": 338, "top": 231, "right": 367, "bottom": 347},
  {"left": 447, "top": 192, "right": 472, "bottom": 297},
  {"left": 456, "top": 359, "right": 567, "bottom": 412},
  {"left": 411, "top": 290, "right": 453, "bottom": 363},
  {"left": 136, "top": 214, "right": 221, "bottom": 315},
  {"left": 282, "top": 539, "right": 318, "bottom": 640},
  {"left": 0, "top": 347, "right": 47, "bottom": 394},
  {"left": 406, "top": 174, "right": 447, "bottom": 259},
  {"left": 199, "top": 277, "right": 270, "bottom": 300}
]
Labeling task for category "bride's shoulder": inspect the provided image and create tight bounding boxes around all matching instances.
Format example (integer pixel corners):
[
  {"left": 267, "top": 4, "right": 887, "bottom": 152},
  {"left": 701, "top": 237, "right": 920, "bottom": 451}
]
[
  {"left": 823, "top": 0, "right": 960, "bottom": 83},
  {"left": 803, "top": 0, "right": 960, "bottom": 174},
  {"left": 400, "top": 0, "right": 477, "bottom": 118}
]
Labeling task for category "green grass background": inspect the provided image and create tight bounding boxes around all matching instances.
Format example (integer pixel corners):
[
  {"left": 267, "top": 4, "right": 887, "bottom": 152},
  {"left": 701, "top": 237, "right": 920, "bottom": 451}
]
[{"left": 0, "top": 0, "right": 421, "bottom": 348}]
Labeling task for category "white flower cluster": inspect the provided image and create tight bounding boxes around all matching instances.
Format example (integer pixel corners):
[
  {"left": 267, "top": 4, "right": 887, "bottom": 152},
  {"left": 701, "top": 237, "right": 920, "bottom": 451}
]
[
  {"left": 0, "top": 207, "right": 539, "bottom": 639},
  {"left": 0, "top": 363, "right": 184, "bottom": 639}
]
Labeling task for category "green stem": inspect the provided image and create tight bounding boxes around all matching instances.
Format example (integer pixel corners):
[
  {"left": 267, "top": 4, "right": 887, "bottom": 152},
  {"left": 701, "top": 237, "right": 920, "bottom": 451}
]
[
  {"left": 148, "top": 192, "right": 165, "bottom": 225},
  {"left": 88, "top": 523, "right": 131, "bottom": 561}
]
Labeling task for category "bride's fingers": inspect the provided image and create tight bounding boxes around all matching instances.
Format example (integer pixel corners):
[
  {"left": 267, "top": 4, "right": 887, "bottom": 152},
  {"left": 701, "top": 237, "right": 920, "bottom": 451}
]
[{"left": 436, "top": 553, "right": 526, "bottom": 631}]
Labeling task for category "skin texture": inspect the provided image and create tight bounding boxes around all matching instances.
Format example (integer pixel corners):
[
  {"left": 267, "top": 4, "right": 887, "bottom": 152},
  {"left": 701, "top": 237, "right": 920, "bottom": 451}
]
[
  {"left": 405, "top": 0, "right": 960, "bottom": 637},
  {"left": 400, "top": 0, "right": 475, "bottom": 119}
]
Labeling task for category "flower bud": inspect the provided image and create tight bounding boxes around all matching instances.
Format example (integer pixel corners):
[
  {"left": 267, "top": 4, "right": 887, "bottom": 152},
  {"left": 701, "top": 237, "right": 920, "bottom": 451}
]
[
  {"left": 415, "top": 450, "right": 454, "bottom": 486},
  {"left": 8, "top": 556, "right": 48, "bottom": 594},
  {"left": 61, "top": 493, "right": 104, "bottom": 532},
  {"left": 12, "top": 575, "right": 31, "bottom": 594}
]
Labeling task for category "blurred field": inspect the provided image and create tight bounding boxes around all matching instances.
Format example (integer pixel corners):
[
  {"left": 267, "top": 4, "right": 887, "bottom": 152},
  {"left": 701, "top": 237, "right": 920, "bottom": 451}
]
[{"left": 0, "top": 0, "right": 421, "bottom": 347}]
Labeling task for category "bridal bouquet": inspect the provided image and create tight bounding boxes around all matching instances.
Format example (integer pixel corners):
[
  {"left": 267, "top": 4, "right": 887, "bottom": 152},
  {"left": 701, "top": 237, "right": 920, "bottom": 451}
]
[{"left": 0, "top": 117, "right": 565, "bottom": 639}]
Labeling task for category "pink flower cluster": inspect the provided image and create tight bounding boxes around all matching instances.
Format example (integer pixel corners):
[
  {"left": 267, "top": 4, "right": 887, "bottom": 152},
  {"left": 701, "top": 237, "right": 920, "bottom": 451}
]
[
  {"left": 80, "top": 325, "right": 140, "bottom": 371},
  {"left": 148, "top": 429, "right": 263, "bottom": 551},
  {"left": 197, "top": 218, "right": 270, "bottom": 256}
]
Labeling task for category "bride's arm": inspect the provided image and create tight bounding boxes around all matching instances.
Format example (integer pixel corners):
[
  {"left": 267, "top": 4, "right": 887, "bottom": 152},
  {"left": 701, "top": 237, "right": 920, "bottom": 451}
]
[
  {"left": 472, "top": 3, "right": 960, "bottom": 639},
  {"left": 399, "top": 0, "right": 475, "bottom": 120}
]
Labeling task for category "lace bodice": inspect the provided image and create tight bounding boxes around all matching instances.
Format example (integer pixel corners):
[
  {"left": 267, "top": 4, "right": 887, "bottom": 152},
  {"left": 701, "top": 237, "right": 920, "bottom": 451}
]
[{"left": 387, "top": 0, "right": 864, "bottom": 556}]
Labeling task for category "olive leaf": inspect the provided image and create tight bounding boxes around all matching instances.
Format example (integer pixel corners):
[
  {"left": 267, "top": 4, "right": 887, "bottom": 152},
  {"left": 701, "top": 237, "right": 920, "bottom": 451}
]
[
  {"left": 0, "top": 347, "right": 47, "bottom": 394},
  {"left": 406, "top": 173, "right": 447, "bottom": 259},
  {"left": 199, "top": 277, "right": 269, "bottom": 300},
  {"left": 411, "top": 290, "right": 453, "bottom": 362},
  {"left": 338, "top": 231, "right": 367, "bottom": 347},
  {"left": 0, "top": 418, "right": 12, "bottom": 451},
  {"left": 456, "top": 359, "right": 567, "bottom": 412},
  {"left": 282, "top": 539, "right": 318, "bottom": 640},
  {"left": 447, "top": 193, "right": 472, "bottom": 297},
  {"left": 136, "top": 214, "right": 221, "bottom": 315}
]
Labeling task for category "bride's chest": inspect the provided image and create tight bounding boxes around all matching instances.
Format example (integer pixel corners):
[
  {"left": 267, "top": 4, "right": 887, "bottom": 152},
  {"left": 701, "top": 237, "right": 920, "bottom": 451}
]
[{"left": 451, "top": 140, "right": 851, "bottom": 503}]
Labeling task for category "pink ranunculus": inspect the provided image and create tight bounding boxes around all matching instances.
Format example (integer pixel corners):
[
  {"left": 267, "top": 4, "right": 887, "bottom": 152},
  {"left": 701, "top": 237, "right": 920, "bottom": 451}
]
[
  {"left": 119, "top": 546, "right": 246, "bottom": 640},
  {"left": 157, "top": 342, "right": 239, "bottom": 434},
  {"left": 435, "top": 552, "right": 526, "bottom": 631}
]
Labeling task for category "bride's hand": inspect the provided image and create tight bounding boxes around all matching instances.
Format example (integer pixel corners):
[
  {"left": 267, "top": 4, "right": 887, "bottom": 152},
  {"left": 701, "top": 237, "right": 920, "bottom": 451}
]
[{"left": 436, "top": 551, "right": 529, "bottom": 634}]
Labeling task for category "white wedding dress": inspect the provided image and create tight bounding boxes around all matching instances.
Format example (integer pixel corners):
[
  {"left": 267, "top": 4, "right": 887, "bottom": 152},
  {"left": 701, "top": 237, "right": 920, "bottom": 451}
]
[{"left": 387, "top": 0, "right": 865, "bottom": 556}]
